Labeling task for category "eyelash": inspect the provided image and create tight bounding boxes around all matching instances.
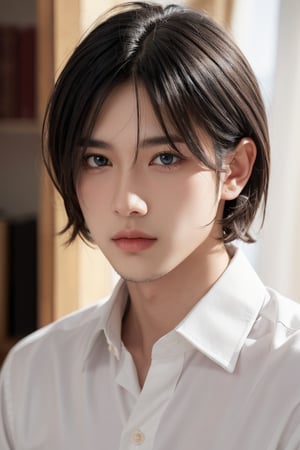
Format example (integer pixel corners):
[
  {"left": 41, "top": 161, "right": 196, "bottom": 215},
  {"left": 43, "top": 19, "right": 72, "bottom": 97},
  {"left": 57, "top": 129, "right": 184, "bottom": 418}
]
[
  {"left": 83, "top": 154, "right": 111, "bottom": 168},
  {"left": 82, "top": 151, "right": 184, "bottom": 169},
  {"left": 150, "top": 152, "right": 183, "bottom": 166}
]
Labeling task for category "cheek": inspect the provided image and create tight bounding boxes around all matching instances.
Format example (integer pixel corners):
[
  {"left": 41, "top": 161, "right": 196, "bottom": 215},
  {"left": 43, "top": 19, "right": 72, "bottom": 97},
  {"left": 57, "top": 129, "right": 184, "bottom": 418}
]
[
  {"left": 160, "top": 173, "right": 218, "bottom": 217},
  {"left": 76, "top": 176, "right": 106, "bottom": 216}
]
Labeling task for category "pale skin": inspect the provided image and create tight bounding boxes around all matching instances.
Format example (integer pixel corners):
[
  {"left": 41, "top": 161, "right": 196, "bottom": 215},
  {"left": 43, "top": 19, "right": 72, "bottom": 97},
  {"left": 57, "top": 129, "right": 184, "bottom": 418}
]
[{"left": 76, "top": 82, "right": 256, "bottom": 387}]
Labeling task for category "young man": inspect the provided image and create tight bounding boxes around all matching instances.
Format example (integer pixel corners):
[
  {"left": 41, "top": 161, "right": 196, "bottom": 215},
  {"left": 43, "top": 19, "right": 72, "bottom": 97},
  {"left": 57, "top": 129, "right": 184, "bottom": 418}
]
[{"left": 1, "top": 2, "right": 300, "bottom": 449}]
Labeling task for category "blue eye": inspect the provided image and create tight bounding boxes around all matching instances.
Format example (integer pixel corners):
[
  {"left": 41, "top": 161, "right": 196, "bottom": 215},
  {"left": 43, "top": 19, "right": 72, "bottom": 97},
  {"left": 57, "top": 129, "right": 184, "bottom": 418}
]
[
  {"left": 84, "top": 154, "right": 110, "bottom": 168},
  {"left": 152, "top": 152, "right": 181, "bottom": 166}
]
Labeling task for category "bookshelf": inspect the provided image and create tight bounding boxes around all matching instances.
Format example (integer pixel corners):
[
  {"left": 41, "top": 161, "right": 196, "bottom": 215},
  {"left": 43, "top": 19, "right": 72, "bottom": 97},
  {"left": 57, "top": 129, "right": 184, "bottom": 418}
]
[{"left": 0, "top": 0, "right": 39, "bottom": 364}]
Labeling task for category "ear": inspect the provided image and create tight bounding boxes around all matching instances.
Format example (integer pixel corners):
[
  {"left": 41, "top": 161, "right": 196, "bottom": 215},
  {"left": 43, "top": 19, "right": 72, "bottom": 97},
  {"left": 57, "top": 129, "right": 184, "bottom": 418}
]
[{"left": 221, "top": 138, "right": 257, "bottom": 201}]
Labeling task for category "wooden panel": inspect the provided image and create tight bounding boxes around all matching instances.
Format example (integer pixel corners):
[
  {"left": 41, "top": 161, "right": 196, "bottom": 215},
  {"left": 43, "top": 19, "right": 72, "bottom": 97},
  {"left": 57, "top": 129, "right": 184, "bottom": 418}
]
[
  {"left": 187, "top": 0, "right": 235, "bottom": 28},
  {"left": 54, "top": 0, "right": 80, "bottom": 72},
  {"left": 37, "top": 0, "right": 55, "bottom": 327}
]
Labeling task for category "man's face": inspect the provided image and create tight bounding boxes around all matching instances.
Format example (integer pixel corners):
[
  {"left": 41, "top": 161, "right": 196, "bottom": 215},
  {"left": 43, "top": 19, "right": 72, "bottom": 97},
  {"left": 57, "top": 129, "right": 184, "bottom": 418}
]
[{"left": 76, "top": 82, "right": 225, "bottom": 282}]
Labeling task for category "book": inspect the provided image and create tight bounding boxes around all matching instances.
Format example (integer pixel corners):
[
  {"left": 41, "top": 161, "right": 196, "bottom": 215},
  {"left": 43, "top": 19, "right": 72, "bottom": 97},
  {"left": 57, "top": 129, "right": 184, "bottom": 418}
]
[
  {"left": 0, "top": 25, "right": 36, "bottom": 119},
  {"left": 8, "top": 217, "right": 37, "bottom": 337},
  {"left": 0, "top": 26, "right": 18, "bottom": 118},
  {"left": 17, "top": 26, "right": 36, "bottom": 118},
  {"left": 0, "top": 219, "right": 9, "bottom": 339}
]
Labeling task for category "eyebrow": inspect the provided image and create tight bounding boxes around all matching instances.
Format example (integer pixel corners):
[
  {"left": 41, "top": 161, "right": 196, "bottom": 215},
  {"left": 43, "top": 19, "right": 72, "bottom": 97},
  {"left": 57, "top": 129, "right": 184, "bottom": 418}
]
[
  {"left": 140, "top": 135, "right": 185, "bottom": 148},
  {"left": 80, "top": 135, "right": 185, "bottom": 150}
]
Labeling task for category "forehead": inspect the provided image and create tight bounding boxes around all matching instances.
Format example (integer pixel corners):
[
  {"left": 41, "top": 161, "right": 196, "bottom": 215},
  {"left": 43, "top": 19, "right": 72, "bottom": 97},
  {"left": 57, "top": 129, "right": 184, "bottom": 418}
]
[
  {"left": 90, "top": 81, "right": 211, "bottom": 150},
  {"left": 91, "top": 81, "right": 170, "bottom": 142}
]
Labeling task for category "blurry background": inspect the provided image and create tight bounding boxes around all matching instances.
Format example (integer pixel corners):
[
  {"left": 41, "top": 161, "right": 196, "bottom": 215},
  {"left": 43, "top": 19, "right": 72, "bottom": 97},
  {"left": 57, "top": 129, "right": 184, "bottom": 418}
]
[
  {"left": 0, "top": 0, "right": 299, "bottom": 364},
  {"left": 232, "top": 0, "right": 300, "bottom": 305}
]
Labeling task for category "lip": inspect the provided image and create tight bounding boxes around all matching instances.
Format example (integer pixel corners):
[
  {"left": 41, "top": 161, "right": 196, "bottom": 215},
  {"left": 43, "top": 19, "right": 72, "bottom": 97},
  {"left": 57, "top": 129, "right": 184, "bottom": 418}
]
[
  {"left": 111, "top": 230, "right": 157, "bottom": 252},
  {"left": 112, "top": 230, "right": 156, "bottom": 240}
]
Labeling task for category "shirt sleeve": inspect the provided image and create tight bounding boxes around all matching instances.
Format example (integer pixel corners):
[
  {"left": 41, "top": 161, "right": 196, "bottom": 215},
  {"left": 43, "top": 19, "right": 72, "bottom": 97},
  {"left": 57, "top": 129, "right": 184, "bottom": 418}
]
[{"left": 0, "top": 354, "right": 15, "bottom": 450}]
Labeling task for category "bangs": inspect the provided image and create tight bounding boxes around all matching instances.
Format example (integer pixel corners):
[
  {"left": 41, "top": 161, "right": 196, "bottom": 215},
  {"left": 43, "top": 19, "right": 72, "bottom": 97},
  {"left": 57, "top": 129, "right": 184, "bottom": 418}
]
[
  {"left": 135, "top": 73, "right": 218, "bottom": 170},
  {"left": 129, "top": 16, "right": 241, "bottom": 172}
]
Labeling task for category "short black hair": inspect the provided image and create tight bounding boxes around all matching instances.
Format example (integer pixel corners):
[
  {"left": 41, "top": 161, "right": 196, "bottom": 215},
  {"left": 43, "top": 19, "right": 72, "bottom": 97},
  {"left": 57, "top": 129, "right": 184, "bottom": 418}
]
[{"left": 43, "top": 1, "right": 270, "bottom": 244}]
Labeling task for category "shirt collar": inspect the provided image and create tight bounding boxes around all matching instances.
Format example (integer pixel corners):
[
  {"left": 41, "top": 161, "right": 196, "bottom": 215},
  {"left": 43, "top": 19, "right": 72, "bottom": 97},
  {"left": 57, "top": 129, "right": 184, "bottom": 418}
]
[
  {"left": 176, "top": 246, "right": 267, "bottom": 372},
  {"left": 83, "top": 246, "right": 267, "bottom": 373},
  {"left": 83, "top": 279, "right": 128, "bottom": 366}
]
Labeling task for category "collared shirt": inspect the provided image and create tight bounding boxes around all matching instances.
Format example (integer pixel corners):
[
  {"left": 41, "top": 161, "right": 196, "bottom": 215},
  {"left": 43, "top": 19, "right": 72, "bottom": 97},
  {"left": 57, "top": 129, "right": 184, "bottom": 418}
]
[{"left": 1, "top": 247, "right": 300, "bottom": 449}]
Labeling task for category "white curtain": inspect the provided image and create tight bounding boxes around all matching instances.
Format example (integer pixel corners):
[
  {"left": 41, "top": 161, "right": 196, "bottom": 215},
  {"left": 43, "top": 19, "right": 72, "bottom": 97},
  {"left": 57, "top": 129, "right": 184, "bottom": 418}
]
[{"left": 256, "top": 0, "right": 300, "bottom": 301}]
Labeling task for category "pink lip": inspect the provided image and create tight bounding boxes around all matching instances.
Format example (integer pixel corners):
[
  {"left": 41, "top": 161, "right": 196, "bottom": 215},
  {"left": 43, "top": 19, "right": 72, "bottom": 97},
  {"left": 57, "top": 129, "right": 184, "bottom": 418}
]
[{"left": 111, "top": 230, "right": 157, "bottom": 252}]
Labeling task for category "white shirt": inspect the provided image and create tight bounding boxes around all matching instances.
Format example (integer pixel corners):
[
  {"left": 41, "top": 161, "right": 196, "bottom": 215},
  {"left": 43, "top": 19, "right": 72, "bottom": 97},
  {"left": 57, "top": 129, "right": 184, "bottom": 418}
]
[{"left": 1, "top": 247, "right": 300, "bottom": 450}]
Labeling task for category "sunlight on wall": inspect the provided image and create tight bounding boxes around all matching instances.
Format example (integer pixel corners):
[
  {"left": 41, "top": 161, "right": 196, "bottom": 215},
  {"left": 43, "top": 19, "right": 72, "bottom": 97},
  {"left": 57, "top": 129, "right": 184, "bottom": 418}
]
[
  {"left": 233, "top": 0, "right": 300, "bottom": 301},
  {"left": 231, "top": 0, "right": 280, "bottom": 268},
  {"left": 232, "top": 0, "right": 280, "bottom": 110}
]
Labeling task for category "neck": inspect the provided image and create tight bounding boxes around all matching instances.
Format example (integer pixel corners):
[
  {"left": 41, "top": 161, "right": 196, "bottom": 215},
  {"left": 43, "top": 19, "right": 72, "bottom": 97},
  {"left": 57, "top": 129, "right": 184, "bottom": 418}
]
[{"left": 122, "top": 241, "right": 230, "bottom": 358}]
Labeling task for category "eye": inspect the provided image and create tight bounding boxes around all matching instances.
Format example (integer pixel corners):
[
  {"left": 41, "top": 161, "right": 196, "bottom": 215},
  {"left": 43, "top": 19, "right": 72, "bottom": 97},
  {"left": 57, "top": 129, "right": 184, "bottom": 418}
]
[
  {"left": 151, "top": 152, "right": 182, "bottom": 166},
  {"left": 84, "top": 154, "right": 111, "bottom": 168}
]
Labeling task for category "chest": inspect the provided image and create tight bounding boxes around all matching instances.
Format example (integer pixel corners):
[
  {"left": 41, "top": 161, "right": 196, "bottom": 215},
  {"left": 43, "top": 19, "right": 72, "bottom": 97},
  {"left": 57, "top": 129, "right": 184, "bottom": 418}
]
[{"left": 15, "top": 345, "right": 295, "bottom": 450}]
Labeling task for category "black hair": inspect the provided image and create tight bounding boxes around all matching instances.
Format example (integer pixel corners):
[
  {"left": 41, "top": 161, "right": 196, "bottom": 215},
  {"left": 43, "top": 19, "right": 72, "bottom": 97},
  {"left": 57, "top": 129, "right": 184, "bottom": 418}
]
[{"left": 43, "top": 1, "right": 270, "bottom": 244}]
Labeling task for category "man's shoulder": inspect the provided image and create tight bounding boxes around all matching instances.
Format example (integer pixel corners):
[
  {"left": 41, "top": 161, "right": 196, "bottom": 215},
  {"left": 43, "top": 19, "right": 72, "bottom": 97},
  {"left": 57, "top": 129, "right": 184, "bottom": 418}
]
[{"left": 2, "top": 296, "right": 111, "bottom": 373}]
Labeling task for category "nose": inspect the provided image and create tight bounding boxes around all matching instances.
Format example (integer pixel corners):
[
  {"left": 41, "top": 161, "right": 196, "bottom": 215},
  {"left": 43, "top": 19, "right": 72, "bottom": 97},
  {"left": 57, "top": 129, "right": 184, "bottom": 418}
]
[{"left": 113, "top": 172, "right": 148, "bottom": 217}]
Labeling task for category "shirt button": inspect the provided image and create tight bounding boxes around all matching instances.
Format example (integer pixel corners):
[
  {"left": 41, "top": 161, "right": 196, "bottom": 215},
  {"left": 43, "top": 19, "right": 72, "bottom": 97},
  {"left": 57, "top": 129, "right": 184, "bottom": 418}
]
[
  {"left": 131, "top": 430, "right": 145, "bottom": 445},
  {"left": 108, "top": 343, "right": 116, "bottom": 355}
]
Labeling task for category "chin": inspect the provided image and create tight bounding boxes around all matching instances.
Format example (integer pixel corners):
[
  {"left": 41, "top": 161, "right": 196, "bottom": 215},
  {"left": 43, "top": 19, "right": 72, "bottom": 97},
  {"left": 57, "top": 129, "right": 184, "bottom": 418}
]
[
  {"left": 119, "top": 273, "right": 165, "bottom": 284},
  {"left": 109, "top": 254, "right": 187, "bottom": 284},
  {"left": 115, "top": 267, "right": 171, "bottom": 284}
]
